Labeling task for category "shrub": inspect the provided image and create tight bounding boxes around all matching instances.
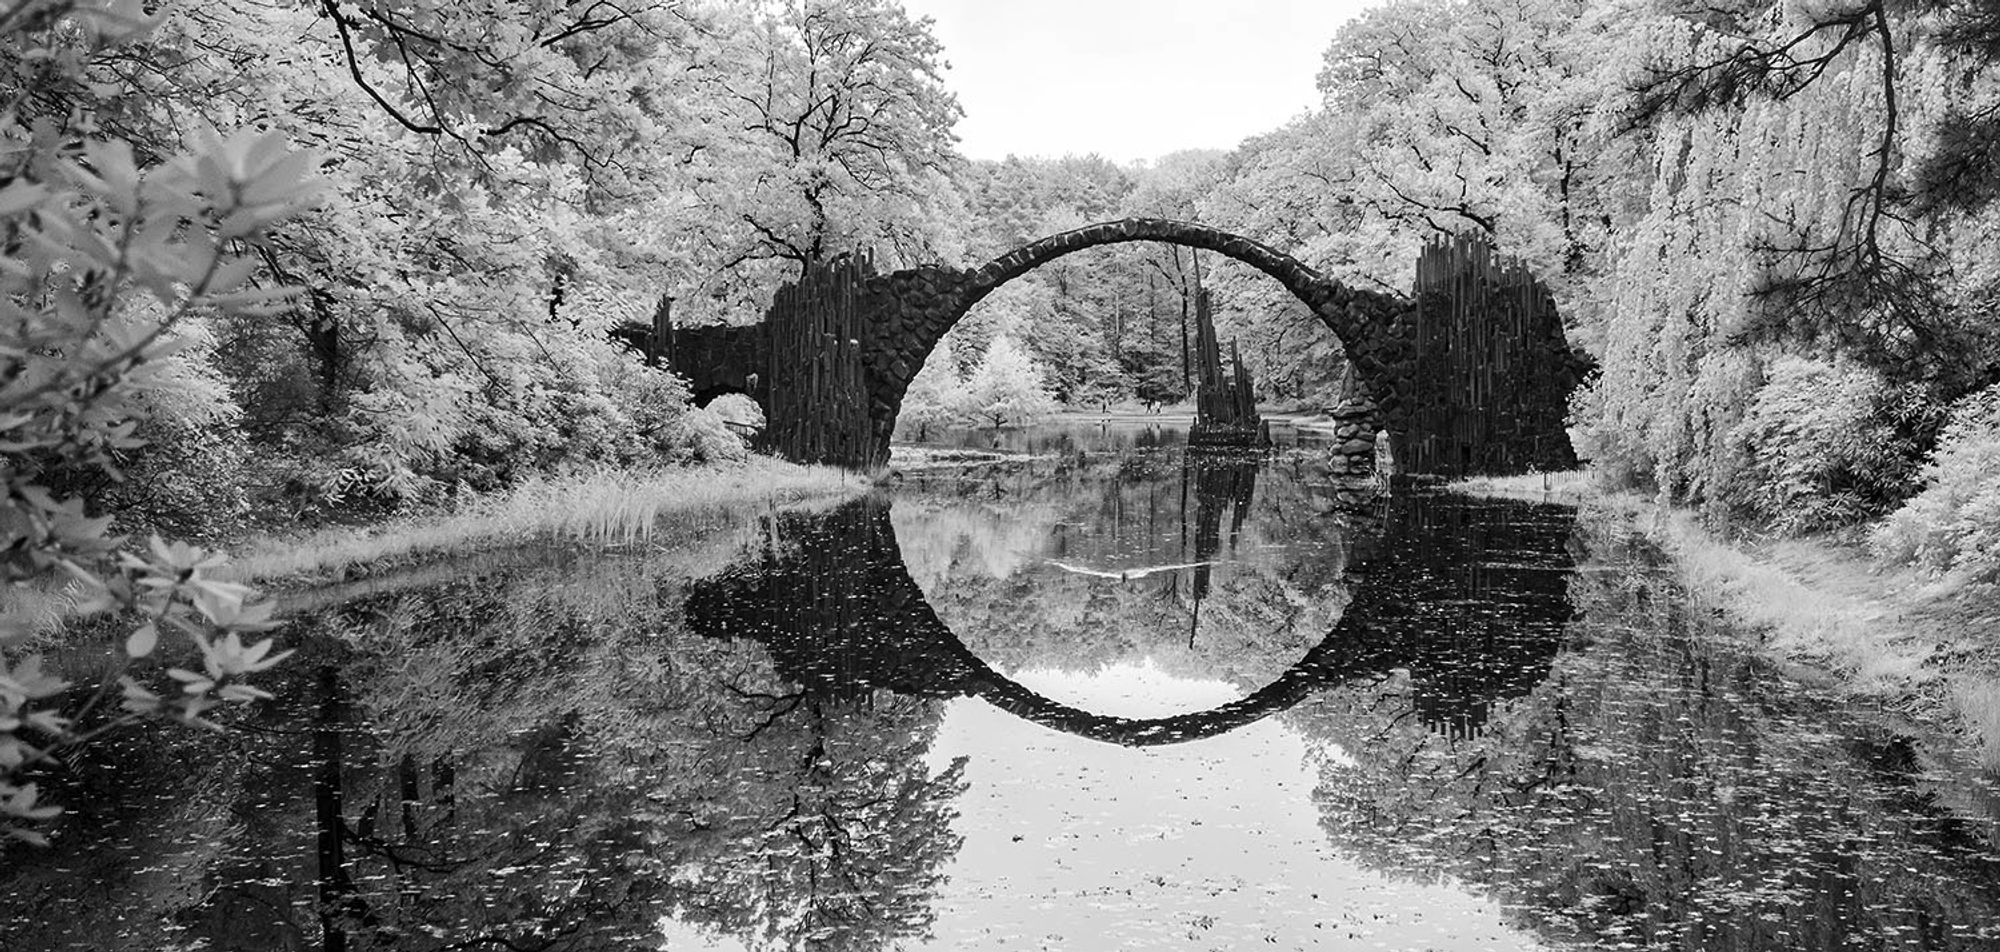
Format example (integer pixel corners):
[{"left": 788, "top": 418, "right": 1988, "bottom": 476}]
[
  {"left": 706, "top": 393, "right": 767, "bottom": 435},
  {"left": 1, "top": 99, "right": 315, "bottom": 842},
  {"left": 1872, "top": 383, "right": 2000, "bottom": 580},
  {"left": 100, "top": 417, "right": 253, "bottom": 543},
  {"left": 1725, "top": 357, "right": 1926, "bottom": 534},
  {"left": 666, "top": 406, "right": 750, "bottom": 463},
  {"left": 95, "top": 322, "right": 253, "bottom": 542},
  {"left": 1568, "top": 375, "right": 1654, "bottom": 493}
]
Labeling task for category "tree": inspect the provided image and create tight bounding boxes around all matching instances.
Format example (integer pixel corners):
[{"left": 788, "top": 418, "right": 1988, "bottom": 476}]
[
  {"left": 1316, "top": 0, "right": 1609, "bottom": 289},
  {"left": 899, "top": 342, "right": 968, "bottom": 441},
  {"left": 1617, "top": 0, "right": 1998, "bottom": 391},
  {"left": 691, "top": 0, "right": 968, "bottom": 318},
  {"left": 957, "top": 336, "right": 1058, "bottom": 428}
]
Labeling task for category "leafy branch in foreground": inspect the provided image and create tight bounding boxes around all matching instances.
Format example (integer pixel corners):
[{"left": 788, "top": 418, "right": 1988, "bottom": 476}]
[{"left": 2, "top": 4, "right": 320, "bottom": 845}]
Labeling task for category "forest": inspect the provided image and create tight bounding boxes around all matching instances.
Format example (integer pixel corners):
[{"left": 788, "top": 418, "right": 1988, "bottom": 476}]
[{"left": 4, "top": 0, "right": 2000, "bottom": 840}]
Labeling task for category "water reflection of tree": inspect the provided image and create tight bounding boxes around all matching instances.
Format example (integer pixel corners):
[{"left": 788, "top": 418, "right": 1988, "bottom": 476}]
[
  {"left": 892, "top": 450, "right": 1371, "bottom": 690},
  {"left": 1305, "top": 527, "right": 2000, "bottom": 949},
  {"left": 659, "top": 695, "right": 967, "bottom": 952},
  {"left": 0, "top": 543, "right": 969, "bottom": 952}
]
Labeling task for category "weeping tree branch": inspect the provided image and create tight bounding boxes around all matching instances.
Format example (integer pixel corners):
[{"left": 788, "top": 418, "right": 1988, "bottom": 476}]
[{"left": 1623, "top": 0, "right": 1991, "bottom": 388}]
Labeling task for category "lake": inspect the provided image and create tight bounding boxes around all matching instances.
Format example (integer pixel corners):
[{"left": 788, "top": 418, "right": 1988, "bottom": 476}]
[{"left": 5, "top": 422, "right": 1998, "bottom": 951}]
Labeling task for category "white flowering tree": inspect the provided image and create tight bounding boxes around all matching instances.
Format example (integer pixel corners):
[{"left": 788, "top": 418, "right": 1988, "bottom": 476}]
[
  {"left": 957, "top": 335, "right": 1058, "bottom": 429},
  {"left": 896, "top": 339, "right": 967, "bottom": 441}
]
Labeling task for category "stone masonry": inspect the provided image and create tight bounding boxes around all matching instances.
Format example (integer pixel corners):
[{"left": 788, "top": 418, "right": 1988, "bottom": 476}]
[{"left": 661, "top": 218, "right": 1583, "bottom": 476}]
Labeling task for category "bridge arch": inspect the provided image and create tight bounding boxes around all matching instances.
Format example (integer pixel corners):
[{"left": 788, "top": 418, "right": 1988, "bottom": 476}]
[
  {"left": 863, "top": 219, "right": 1411, "bottom": 467},
  {"left": 959, "top": 218, "right": 1369, "bottom": 319}
]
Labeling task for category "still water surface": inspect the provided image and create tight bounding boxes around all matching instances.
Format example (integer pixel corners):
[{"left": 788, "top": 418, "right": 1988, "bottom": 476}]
[{"left": 5, "top": 422, "right": 1999, "bottom": 950}]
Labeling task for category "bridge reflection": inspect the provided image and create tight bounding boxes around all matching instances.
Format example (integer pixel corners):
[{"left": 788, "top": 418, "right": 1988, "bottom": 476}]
[{"left": 685, "top": 488, "right": 1578, "bottom": 746}]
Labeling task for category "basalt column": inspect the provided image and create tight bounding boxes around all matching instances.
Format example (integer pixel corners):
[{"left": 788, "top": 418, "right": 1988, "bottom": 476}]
[
  {"left": 659, "top": 257, "right": 882, "bottom": 468},
  {"left": 1398, "top": 235, "right": 1592, "bottom": 478},
  {"left": 1188, "top": 286, "right": 1268, "bottom": 449},
  {"left": 761, "top": 257, "right": 875, "bottom": 466}
]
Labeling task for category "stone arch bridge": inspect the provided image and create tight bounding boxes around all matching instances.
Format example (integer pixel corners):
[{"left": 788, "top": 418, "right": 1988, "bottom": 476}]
[{"left": 651, "top": 218, "right": 1588, "bottom": 476}]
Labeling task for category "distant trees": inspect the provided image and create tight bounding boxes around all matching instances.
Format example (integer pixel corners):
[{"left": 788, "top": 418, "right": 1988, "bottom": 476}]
[
  {"left": 960, "top": 336, "right": 1060, "bottom": 428},
  {"left": 928, "top": 0, "right": 2000, "bottom": 546},
  {"left": 897, "top": 335, "right": 1058, "bottom": 436},
  {"left": 899, "top": 341, "right": 968, "bottom": 440},
  {"left": 953, "top": 157, "right": 1144, "bottom": 405}
]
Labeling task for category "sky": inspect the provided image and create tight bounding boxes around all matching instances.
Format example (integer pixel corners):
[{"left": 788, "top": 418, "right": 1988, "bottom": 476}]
[{"left": 897, "top": 0, "right": 1382, "bottom": 165}]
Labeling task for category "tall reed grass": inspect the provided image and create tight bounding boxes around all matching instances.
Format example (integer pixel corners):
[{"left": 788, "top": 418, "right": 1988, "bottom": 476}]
[{"left": 221, "top": 456, "right": 861, "bottom": 585}]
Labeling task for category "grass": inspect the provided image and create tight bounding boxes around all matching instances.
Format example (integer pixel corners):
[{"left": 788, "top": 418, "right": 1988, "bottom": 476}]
[
  {"left": 1443, "top": 470, "right": 1592, "bottom": 503},
  {"left": 1956, "top": 677, "right": 2000, "bottom": 771},
  {"left": 218, "top": 455, "right": 865, "bottom": 586},
  {"left": 1647, "top": 510, "right": 1932, "bottom": 693}
]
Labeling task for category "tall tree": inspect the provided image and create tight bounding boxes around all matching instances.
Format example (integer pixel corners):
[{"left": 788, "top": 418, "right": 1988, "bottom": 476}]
[{"left": 692, "top": 0, "right": 968, "bottom": 319}]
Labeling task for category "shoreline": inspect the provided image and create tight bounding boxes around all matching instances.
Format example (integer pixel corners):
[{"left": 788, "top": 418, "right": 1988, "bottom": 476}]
[
  {"left": 1450, "top": 471, "right": 2000, "bottom": 776},
  {"left": 219, "top": 455, "right": 868, "bottom": 590},
  {"left": 1045, "top": 407, "right": 1347, "bottom": 434},
  {"left": 3, "top": 456, "right": 870, "bottom": 639}
]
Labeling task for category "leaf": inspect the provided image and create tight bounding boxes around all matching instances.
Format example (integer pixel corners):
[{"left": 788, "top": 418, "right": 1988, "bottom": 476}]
[
  {"left": 3, "top": 829, "right": 50, "bottom": 846},
  {"left": 202, "top": 256, "right": 261, "bottom": 293},
  {"left": 189, "top": 580, "right": 258, "bottom": 623},
  {"left": 0, "top": 617, "right": 35, "bottom": 648},
  {"left": 241, "top": 145, "right": 325, "bottom": 208},
  {"left": 81, "top": 140, "right": 141, "bottom": 210},
  {"left": 0, "top": 181, "right": 48, "bottom": 217},
  {"left": 81, "top": 0, "right": 166, "bottom": 44},
  {"left": 125, "top": 622, "right": 158, "bottom": 659}
]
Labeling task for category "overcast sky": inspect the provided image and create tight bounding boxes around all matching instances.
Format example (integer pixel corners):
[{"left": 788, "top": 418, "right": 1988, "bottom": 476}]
[{"left": 897, "top": 0, "right": 1381, "bottom": 165}]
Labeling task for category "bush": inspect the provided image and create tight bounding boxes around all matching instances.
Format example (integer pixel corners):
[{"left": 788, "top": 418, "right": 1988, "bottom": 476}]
[
  {"left": 706, "top": 393, "right": 767, "bottom": 435},
  {"left": 666, "top": 406, "right": 750, "bottom": 463},
  {"left": 1568, "top": 376, "right": 1654, "bottom": 493},
  {"left": 1, "top": 95, "right": 315, "bottom": 839},
  {"left": 101, "top": 417, "right": 253, "bottom": 543},
  {"left": 1872, "top": 383, "right": 2000, "bottom": 580},
  {"left": 96, "top": 322, "right": 254, "bottom": 542},
  {"left": 1725, "top": 357, "right": 1926, "bottom": 535}
]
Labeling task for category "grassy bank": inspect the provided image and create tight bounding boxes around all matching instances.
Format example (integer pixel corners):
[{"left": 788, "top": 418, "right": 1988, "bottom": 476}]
[
  {"left": 1452, "top": 470, "right": 2000, "bottom": 772},
  {"left": 220, "top": 455, "right": 866, "bottom": 587},
  {"left": 1048, "top": 404, "right": 1194, "bottom": 424}
]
